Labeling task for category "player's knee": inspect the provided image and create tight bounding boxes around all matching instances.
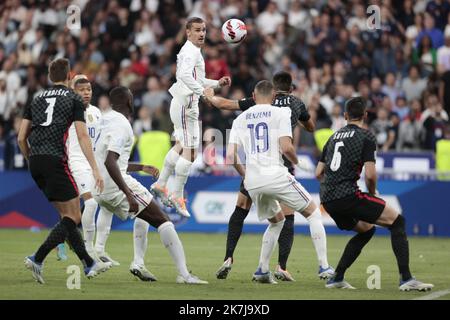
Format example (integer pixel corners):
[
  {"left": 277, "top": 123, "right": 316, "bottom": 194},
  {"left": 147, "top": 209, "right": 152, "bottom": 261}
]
[
  {"left": 388, "top": 214, "right": 406, "bottom": 234},
  {"left": 359, "top": 226, "right": 376, "bottom": 240}
]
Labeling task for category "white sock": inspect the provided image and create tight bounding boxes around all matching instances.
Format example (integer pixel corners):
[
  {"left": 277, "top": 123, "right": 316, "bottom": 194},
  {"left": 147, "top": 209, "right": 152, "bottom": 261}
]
[
  {"left": 81, "top": 198, "right": 98, "bottom": 253},
  {"left": 307, "top": 208, "right": 329, "bottom": 269},
  {"left": 173, "top": 156, "right": 192, "bottom": 198},
  {"left": 157, "top": 149, "right": 180, "bottom": 187},
  {"left": 259, "top": 219, "right": 285, "bottom": 273},
  {"left": 133, "top": 218, "right": 149, "bottom": 266},
  {"left": 95, "top": 207, "right": 113, "bottom": 254},
  {"left": 158, "top": 221, "right": 190, "bottom": 278}
]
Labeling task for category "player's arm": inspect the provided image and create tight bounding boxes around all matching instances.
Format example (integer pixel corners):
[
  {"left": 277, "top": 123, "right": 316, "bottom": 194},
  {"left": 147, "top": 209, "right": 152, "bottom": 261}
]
[
  {"left": 177, "top": 54, "right": 208, "bottom": 95},
  {"left": 75, "top": 121, "right": 104, "bottom": 192},
  {"left": 315, "top": 161, "right": 326, "bottom": 181},
  {"left": 295, "top": 98, "right": 315, "bottom": 132},
  {"left": 226, "top": 142, "right": 245, "bottom": 176},
  {"left": 127, "top": 163, "right": 159, "bottom": 178},
  {"left": 299, "top": 118, "right": 315, "bottom": 132},
  {"left": 105, "top": 151, "right": 139, "bottom": 213},
  {"left": 205, "top": 95, "right": 240, "bottom": 110},
  {"left": 364, "top": 162, "right": 377, "bottom": 195},
  {"left": 363, "top": 133, "right": 378, "bottom": 195},
  {"left": 17, "top": 119, "right": 32, "bottom": 161},
  {"left": 315, "top": 140, "right": 329, "bottom": 181}
]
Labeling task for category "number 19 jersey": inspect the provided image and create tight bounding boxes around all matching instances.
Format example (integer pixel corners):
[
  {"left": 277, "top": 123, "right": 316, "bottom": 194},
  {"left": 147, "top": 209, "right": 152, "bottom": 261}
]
[
  {"left": 319, "top": 124, "right": 377, "bottom": 203},
  {"left": 229, "top": 104, "right": 292, "bottom": 190}
]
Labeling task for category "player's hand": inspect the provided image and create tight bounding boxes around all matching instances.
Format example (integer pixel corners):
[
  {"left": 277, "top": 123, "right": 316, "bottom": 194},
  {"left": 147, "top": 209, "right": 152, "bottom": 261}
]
[
  {"left": 218, "top": 76, "right": 231, "bottom": 87},
  {"left": 295, "top": 160, "right": 314, "bottom": 173},
  {"left": 143, "top": 165, "right": 159, "bottom": 178},
  {"left": 203, "top": 87, "right": 215, "bottom": 99},
  {"left": 126, "top": 193, "right": 139, "bottom": 214},
  {"left": 93, "top": 169, "right": 104, "bottom": 193}
]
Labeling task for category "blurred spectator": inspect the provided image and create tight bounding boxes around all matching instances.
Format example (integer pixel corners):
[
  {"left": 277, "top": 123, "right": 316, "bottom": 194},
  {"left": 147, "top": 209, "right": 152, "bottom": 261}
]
[
  {"left": 330, "top": 103, "right": 345, "bottom": 132},
  {"left": 133, "top": 106, "right": 152, "bottom": 136},
  {"left": 4, "top": 114, "right": 26, "bottom": 170},
  {"left": 402, "top": 65, "right": 427, "bottom": 102},
  {"left": 382, "top": 72, "right": 403, "bottom": 106},
  {"left": 370, "top": 108, "right": 397, "bottom": 152},
  {"left": 97, "top": 94, "right": 110, "bottom": 112},
  {"left": 393, "top": 95, "right": 410, "bottom": 121},
  {"left": 413, "top": 35, "right": 437, "bottom": 75},
  {"left": 416, "top": 12, "right": 444, "bottom": 49},
  {"left": 397, "top": 103, "right": 424, "bottom": 151},
  {"left": 256, "top": 2, "right": 284, "bottom": 36},
  {"left": 141, "top": 77, "right": 170, "bottom": 113},
  {"left": 437, "top": 33, "right": 450, "bottom": 74}
]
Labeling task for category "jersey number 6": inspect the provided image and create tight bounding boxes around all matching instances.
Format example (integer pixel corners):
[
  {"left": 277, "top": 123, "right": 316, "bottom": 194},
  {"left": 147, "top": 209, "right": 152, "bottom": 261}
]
[{"left": 330, "top": 141, "right": 344, "bottom": 171}]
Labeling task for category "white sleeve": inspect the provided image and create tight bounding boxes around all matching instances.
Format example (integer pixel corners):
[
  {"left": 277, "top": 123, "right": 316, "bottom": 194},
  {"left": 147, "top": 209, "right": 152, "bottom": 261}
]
[
  {"left": 106, "top": 125, "right": 128, "bottom": 155},
  {"left": 177, "top": 51, "right": 204, "bottom": 96},
  {"left": 203, "top": 78, "right": 220, "bottom": 88},
  {"left": 278, "top": 108, "right": 292, "bottom": 138},
  {"left": 229, "top": 120, "right": 241, "bottom": 146}
]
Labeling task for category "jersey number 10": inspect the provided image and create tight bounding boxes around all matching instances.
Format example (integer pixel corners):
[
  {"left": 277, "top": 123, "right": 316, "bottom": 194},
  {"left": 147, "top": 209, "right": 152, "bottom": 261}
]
[{"left": 247, "top": 122, "right": 269, "bottom": 154}]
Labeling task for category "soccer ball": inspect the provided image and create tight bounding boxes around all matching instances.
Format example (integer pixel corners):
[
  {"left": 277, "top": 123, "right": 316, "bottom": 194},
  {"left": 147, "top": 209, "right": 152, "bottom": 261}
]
[{"left": 221, "top": 19, "right": 247, "bottom": 44}]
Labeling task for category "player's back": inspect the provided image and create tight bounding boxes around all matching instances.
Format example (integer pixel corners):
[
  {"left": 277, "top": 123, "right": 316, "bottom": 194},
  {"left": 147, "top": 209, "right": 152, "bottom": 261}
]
[
  {"left": 94, "top": 109, "right": 134, "bottom": 193},
  {"left": 231, "top": 104, "right": 292, "bottom": 190},
  {"left": 320, "top": 124, "right": 377, "bottom": 203},
  {"left": 272, "top": 93, "right": 309, "bottom": 130},
  {"left": 24, "top": 85, "right": 85, "bottom": 160}
]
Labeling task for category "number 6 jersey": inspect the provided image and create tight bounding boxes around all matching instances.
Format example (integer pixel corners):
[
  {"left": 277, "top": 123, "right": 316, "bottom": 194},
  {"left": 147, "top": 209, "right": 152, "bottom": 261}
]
[
  {"left": 23, "top": 85, "right": 85, "bottom": 160},
  {"left": 319, "top": 124, "right": 378, "bottom": 203},
  {"left": 229, "top": 104, "right": 292, "bottom": 190}
]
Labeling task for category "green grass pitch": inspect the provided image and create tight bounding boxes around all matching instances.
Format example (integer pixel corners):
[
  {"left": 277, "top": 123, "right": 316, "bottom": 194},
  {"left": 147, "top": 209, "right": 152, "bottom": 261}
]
[{"left": 0, "top": 229, "right": 449, "bottom": 300}]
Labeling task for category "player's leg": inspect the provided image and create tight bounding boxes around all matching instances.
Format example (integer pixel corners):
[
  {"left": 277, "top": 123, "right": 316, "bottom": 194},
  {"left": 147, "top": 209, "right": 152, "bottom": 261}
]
[
  {"left": 136, "top": 200, "right": 207, "bottom": 284},
  {"left": 152, "top": 142, "right": 182, "bottom": 206},
  {"left": 216, "top": 188, "right": 252, "bottom": 279},
  {"left": 282, "top": 176, "right": 333, "bottom": 279},
  {"left": 168, "top": 105, "right": 199, "bottom": 217},
  {"left": 152, "top": 97, "right": 184, "bottom": 205},
  {"left": 250, "top": 191, "right": 285, "bottom": 284},
  {"left": 375, "top": 205, "right": 434, "bottom": 291},
  {"left": 94, "top": 206, "right": 119, "bottom": 265},
  {"left": 274, "top": 204, "right": 295, "bottom": 281},
  {"left": 326, "top": 220, "right": 374, "bottom": 289},
  {"left": 80, "top": 192, "right": 98, "bottom": 259},
  {"left": 130, "top": 217, "right": 157, "bottom": 281}
]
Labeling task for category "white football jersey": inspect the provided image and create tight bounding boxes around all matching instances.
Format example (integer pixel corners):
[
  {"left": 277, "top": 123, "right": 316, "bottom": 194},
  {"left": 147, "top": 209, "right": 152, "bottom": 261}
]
[
  {"left": 229, "top": 104, "right": 292, "bottom": 190},
  {"left": 168, "top": 40, "right": 219, "bottom": 103},
  {"left": 67, "top": 104, "right": 102, "bottom": 170},
  {"left": 94, "top": 109, "right": 135, "bottom": 194}
]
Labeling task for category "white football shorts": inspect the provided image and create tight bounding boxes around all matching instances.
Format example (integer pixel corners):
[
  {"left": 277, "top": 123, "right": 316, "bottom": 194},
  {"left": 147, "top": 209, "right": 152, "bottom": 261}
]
[
  {"left": 170, "top": 96, "right": 200, "bottom": 148},
  {"left": 94, "top": 177, "right": 153, "bottom": 221},
  {"left": 247, "top": 174, "right": 312, "bottom": 221}
]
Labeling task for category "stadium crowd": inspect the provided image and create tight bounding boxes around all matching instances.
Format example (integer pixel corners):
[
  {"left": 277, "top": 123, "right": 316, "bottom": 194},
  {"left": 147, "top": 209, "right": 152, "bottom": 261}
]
[{"left": 1, "top": 0, "right": 450, "bottom": 171}]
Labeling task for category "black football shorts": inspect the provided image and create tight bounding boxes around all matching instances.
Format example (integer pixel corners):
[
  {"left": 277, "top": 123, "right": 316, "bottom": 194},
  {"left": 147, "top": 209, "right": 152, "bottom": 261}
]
[
  {"left": 322, "top": 190, "right": 386, "bottom": 231},
  {"left": 29, "top": 155, "right": 79, "bottom": 202}
]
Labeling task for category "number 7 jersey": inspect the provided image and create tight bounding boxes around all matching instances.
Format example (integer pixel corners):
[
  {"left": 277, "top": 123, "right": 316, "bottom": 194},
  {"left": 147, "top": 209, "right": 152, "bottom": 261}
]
[
  {"left": 229, "top": 104, "right": 292, "bottom": 190},
  {"left": 23, "top": 85, "right": 85, "bottom": 160},
  {"left": 319, "top": 124, "right": 378, "bottom": 203}
]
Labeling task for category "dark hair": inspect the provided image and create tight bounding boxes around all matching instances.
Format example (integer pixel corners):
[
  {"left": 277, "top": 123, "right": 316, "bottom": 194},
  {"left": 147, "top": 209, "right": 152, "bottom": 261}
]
[
  {"left": 73, "top": 78, "right": 90, "bottom": 87},
  {"left": 109, "top": 86, "right": 131, "bottom": 107},
  {"left": 186, "top": 17, "right": 204, "bottom": 30},
  {"left": 48, "top": 58, "right": 70, "bottom": 82},
  {"left": 254, "top": 80, "right": 274, "bottom": 97},
  {"left": 345, "top": 97, "right": 366, "bottom": 120},
  {"left": 272, "top": 71, "right": 292, "bottom": 92}
]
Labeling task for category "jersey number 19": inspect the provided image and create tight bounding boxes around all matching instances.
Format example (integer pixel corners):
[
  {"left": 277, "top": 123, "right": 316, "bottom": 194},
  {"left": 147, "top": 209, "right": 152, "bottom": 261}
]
[{"left": 247, "top": 122, "right": 269, "bottom": 154}]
